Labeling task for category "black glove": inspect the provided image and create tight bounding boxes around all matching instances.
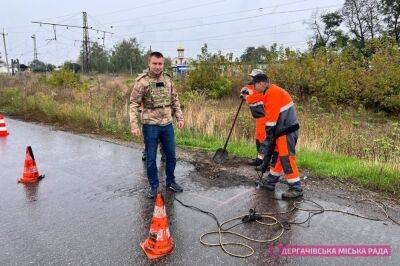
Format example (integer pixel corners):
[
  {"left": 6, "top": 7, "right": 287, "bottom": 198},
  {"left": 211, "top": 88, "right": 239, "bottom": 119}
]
[
  {"left": 257, "top": 145, "right": 274, "bottom": 173},
  {"left": 256, "top": 125, "right": 276, "bottom": 173},
  {"left": 240, "top": 88, "right": 250, "bottom": 99}
]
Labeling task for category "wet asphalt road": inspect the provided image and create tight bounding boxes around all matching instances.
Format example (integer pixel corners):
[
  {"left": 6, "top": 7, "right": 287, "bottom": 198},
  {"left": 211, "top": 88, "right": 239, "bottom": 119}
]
[{"left": 0, "top": 118, "right": 399, "bottom": 265}]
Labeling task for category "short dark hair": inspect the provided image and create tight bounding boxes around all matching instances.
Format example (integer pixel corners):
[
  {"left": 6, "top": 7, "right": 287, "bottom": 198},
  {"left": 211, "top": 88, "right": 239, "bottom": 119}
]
[
  {"left": 252, "top": 73, "right": 269, "bottom": 84},
  {"left": 149, "top": 51, "right": 164, "bottom": 59}
]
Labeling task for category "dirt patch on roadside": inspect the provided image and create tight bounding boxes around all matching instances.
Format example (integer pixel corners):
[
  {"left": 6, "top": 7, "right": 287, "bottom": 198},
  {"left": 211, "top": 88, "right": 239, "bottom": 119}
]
[
  {"left": 7, "top": 115, "right": 400, "bottom": 210},
  {"left": 83, "top": 132, "right": 400, "bottom": 208}
]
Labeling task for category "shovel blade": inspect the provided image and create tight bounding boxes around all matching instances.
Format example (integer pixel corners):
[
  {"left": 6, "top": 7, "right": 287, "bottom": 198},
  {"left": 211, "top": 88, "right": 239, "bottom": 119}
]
[{"left": 213, "top": 148, "right": 229, "bottom": 164}]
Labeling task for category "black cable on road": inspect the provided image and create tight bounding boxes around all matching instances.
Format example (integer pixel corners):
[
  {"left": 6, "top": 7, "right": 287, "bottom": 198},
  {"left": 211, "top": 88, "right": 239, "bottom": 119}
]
[{"left": 173, "top": 194, "right": 399, "bottom": 258}]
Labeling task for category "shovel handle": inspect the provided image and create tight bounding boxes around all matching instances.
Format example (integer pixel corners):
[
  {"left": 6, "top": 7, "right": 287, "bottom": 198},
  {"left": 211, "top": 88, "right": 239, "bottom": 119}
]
[{"left": 222, "top": 99, "right": 244, "bottom": 150}]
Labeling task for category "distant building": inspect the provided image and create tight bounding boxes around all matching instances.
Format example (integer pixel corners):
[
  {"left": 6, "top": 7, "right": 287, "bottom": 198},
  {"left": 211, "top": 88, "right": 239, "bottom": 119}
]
[
  {"left": 0, "top": 61, "right": 8, "bottom": 74},
  {"left": 171, "top": 45, "right": 191, "bottom": 75}
]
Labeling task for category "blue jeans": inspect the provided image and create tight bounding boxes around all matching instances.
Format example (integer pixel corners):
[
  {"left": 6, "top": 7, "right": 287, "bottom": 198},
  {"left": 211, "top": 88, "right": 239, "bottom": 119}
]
[{"left": 143, "top": 123, "right": 176, "bottom": 189}]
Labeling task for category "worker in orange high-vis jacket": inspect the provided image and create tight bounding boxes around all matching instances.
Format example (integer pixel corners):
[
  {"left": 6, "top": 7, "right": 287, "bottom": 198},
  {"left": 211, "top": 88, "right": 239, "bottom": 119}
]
[
  {"left": 240, "top": 69, "right": 266, "bottom": 166},
  {"left": 242, "top": 73, "right": 302, "bottom": 199}
]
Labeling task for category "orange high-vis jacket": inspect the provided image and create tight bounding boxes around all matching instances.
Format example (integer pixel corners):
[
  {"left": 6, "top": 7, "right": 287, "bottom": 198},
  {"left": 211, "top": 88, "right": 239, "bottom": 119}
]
[
  {"left": 246, "top": 84, "right": 299, "bottom": 143},
  {"left": 245, "top": 84, "right": 266, "bottom": 142}
]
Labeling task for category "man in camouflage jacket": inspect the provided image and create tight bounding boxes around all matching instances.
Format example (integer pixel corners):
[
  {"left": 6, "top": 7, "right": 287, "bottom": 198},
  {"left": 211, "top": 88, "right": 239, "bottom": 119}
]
[{"left": 130, "top": 51, "right": 184, "bottom": 198}]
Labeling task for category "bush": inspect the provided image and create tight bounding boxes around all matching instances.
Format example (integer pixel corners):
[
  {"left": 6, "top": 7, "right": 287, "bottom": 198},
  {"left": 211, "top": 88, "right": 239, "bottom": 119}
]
[
  {"left": 187, "top": 65, "right": 233, "bottom": 99},
  {"left": 0, "top": 87, "right": 22, "bottom": 114},
  {"left": 266, "top": 41, "right": 400, "bottom": 114},
  {"left": 46, "top": 69, "right": 81, "bottom": 89},
  {"left": 186, "top": 44, "right": 233, "bottom": 99},
  {"left": 209, "top": 77, "right": 232, "bottom": 99}
]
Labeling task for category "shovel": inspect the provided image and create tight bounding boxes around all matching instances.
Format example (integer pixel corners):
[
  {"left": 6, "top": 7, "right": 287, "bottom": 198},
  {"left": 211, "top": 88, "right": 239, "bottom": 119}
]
[{"left": 213, "top": 99, "right": 244, "bottom": 164}]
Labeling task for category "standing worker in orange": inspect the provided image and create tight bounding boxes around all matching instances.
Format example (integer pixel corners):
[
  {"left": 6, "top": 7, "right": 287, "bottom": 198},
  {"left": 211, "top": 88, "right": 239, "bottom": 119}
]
[
  {"left": 242, "top": 74, "right": 302, "bottom": 199},
  {"left": 130, "top": 51, "right": 185, "bottom": 199},
  {"left": 241, "top": 69, "right": 266, "bottom": 166}
]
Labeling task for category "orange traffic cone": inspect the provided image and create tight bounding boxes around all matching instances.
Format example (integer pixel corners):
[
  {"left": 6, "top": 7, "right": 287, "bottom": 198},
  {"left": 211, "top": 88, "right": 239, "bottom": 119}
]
[
  {"left": 140, "top": 193, "right": 175, "bottom": 260},
  {"left": 18, "top": 146, "right": 44, "bottom": 184},
  {"left": 0, "top": 114, "right": 9, "bottom": 137}
]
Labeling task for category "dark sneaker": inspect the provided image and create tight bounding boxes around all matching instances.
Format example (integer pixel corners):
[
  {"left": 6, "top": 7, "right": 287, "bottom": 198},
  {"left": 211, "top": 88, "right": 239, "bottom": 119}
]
[
  {"left": 282, "top": 188, "right": 303, "bottom": 199},
  {"left": 142, "top": 151, "right": 146, "bottom": 161},
  {"left": 146, "top": 187, "right": 158, "bottom": 199},
  {"left": 247, "top": 158, "right": 263, "bottom": 166},
  {"left": 166, "top": 182, "right": 183, "bottom": 193}
]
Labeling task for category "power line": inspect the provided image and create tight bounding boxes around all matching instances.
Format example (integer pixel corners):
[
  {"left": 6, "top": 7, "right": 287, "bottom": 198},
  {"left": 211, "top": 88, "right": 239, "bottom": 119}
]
[
  {"left": 135, "top": 19, "right": 306, "bottom": 43},
  {"left": 93, "top": 0, "right": 177, "bottom": 17},
  {"left": 3, "top": 12, "right": 82, "bottom": 31},
  {"left": 33, "top": 12, "right": 83, "bottom": 23},
  {"left": 115, "top": 4, "right": 340, "bottom": 35},
  {"left": 110, "top": 0, "right": 314, "bottom": 28},
  {"left": 103, "top": 0, "right": 228, "bottom": 26},
  {"left": 31, "top": 11, "right": 114, "bottom": 73},
  {"left": 31, "top": 20, "right": 113, "bottom": 34}
]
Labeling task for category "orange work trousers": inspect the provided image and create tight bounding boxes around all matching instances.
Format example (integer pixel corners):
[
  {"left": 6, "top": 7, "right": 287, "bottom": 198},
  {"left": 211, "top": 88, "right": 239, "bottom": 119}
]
[{"left": 269, "top": 131, "right": 300, "bottom": 183}]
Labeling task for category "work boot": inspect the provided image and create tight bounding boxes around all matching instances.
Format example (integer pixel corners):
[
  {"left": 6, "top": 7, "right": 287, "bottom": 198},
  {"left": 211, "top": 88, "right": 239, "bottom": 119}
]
[
  {"left": 142, "top": 150, "right": 146, "bottom": 161},
  {"left": 146, "top": 187, "right": 158, "bottom": 199},
  {"left": 259, "top": 174, "right": 280, "bottom": 191},
  {"left": 247, "top": 158, "right": 263, "bottom": 166},
  {"left": 282, "top": 181, "right": 303, "bottom": 199},
  {"left": 166, "top": 182, "right": 183, "bottom": 193},
  {"left": 279, "top": 177, "right": 289, "bottom": 185}
]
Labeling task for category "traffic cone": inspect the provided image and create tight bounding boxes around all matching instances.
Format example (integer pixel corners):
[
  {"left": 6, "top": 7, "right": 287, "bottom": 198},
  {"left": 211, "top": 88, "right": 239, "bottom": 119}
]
[
  {"left": 140, "top": 193, "right": 175, "bottom": 260},
  {"left": 18, "top": 146, "right": 44, "bottom": 184},
  {"left": 0, "top": 114, "right": 9, "bottom": 137}
]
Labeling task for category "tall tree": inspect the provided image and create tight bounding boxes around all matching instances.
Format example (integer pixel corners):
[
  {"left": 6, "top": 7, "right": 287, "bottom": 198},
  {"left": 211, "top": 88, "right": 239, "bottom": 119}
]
[
  {"left": 310, "top": 11, "right": 346, "bottom": 49},
  {"left": 380, "top": 0, "right": 400, "bottom": 45},
  {"left": 341, "top": 0, "right": 381, "bottom": 47},
  {"left": 110, "top": 38, "right": 146, "bottom": 74},
  {"left": 29, "top": 59, "right": 47, "bottom": 72},
  {"left": 364, "top": 0, "right": 381, "bottom": 39},
  {"left": 240, "top": 44, "right": 280, "bottom": 63},
  {"left": 88, "top": 42, "right": 110, "bottom": 73}
]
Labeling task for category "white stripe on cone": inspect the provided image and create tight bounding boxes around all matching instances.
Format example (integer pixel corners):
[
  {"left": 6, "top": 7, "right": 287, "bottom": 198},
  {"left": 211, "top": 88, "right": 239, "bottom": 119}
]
[{"left": 153, "top": 205, "right": 167, "bottom": 218}]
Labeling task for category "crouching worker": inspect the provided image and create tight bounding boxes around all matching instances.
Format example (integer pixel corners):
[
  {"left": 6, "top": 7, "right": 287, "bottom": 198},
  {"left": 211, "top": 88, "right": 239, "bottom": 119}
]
[
  {"left": 243, "top": 74, "right": 303, "bottom": 199},
  {"left": 130, "top": 51, "right": 185, "bottom": 199},
  {"left": 240, "top": 69, "right": 266, "bottom": 166}
]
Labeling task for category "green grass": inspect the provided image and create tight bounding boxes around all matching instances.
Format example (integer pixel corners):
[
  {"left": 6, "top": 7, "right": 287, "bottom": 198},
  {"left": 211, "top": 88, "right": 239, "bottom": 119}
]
[
  {"left": 1, "top": 87, "right": 399, "bottom": 198},
  {"left": 176, "top": 129, "right": 400, "bottom": 197},
  {"left": 298, "top": 149, "right": 399, "bottom": 196}
]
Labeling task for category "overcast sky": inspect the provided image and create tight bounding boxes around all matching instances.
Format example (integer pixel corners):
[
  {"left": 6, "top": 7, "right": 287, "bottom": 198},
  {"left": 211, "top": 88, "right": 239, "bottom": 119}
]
[{"left": 0, "top": 0, "right": 343, "bottom": 65}]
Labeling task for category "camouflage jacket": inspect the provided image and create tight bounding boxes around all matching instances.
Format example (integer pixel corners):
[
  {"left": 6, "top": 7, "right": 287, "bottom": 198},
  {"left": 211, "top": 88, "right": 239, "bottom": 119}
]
[{"left": 129, "top": 70, "right": 184, "bottom": 131}]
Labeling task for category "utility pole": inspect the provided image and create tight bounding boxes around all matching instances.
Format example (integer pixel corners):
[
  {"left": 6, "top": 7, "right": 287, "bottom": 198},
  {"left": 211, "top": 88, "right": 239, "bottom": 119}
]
[
  {"left": 32, "top": 12, "right": 112, "bottom": 74},
  {"left": 1, "top": 29, "right": 10, "bottom": 75},
  {"left": 11, "top": 59, "right": 15, "bottom": 75},
  {"left": 82, "top": 12, "right": 90, "bottom": 73},
  {"left": 31, "top": 34, "right": 38, "bottom": 61},
  {"left": 16, "top": 59, "right": 20, "bottom": 73}
]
